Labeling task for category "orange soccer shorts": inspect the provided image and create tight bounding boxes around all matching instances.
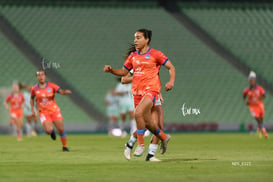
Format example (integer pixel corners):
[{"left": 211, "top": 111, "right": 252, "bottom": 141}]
[
  {"left": 133, "top": 91, "right": 159, "bottom": 108},
  {"left": 10, "top": 109, "right": 23, "bottom": 119},
  {"left": 39, "top": 110, "right": 63, "bottom": 124},
  {"left": 249, "top": 105, "right": 264, "bottom": 119}
]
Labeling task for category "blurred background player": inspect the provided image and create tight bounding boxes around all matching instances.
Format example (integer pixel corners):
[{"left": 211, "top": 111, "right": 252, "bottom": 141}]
[
  {"left": 31, "top": 70, "right": 72, "bottom": 152},
  {"left": 3, "top": 82, "right": 25, "bottom": 141},
  {"left": 243, "top": 71, "right": 268, "bottom": 139},
  {"left": 115, "top": 77, "right": 136, "bottom": 136},
  {"left": 23, "top": 84, "right": 38, "bottom": 137},
  {"left": 104, "top": 87, "right": 119, "bottom": 135}
]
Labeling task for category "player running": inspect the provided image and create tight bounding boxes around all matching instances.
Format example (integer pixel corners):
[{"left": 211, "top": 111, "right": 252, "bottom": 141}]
[
  {"left": 243, "top": 71, "right": 268, "bottom": 138},
  {"left": 3, "top": 82, "right": 25, "bottom": 141},
  {"left": 104, "top": 29, "right": 176, "bottom": 157},
  {"left": 23, "top": 84, "right": 38, "bottom": 136},
  {"left": 31, "top": 70, "right": 72, "bottom": 151}
]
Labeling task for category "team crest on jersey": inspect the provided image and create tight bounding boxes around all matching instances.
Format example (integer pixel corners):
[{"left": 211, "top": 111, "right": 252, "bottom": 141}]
[
  {"left": 145, "top": 54, "right": 151, "bottom": 59},
  {"left": 47, "top": 88, "right": 52, "bottom": 93}
]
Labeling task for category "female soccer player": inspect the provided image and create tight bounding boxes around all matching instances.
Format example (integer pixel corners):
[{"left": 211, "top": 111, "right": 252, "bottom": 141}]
[
  {"left": 31, "top": 70, "right": 72, "bottom": 151},
  {"left": 104, "top": 29, "right": 176, "bottom": 156},
  {"left": 243, "top": 71, "right": 268, "bottom": 138},
  {"left": 4, "top": 82, "right": 25, "bottom": 141},
  {"left": 23, "top": 84, "right": 38, "bottom": 136}
]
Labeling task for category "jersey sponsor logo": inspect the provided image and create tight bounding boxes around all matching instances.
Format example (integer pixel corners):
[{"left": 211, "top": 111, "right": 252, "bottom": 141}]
[
  {"left": 145, "top": 54, "right": 151, "bottom": 59},
  {"left": 135, "top": 66, "right": 141, "bottom": 72}
]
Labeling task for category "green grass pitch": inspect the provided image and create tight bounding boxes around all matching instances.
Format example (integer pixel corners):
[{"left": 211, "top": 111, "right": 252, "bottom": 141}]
[{"left": 0, "top": 133, "right": 272, "bottom": 182}]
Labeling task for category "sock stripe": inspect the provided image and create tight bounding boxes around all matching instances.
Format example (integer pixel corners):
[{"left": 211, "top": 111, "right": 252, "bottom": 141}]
[
  {"left": 60, "top": 132, "right": 66, "bottom": 138},
  {"left": 137, "top": 129, "right": 146, "bottom": 135},
  {"left": 155, "top": 128, "right": 160, "bottom": 135}
]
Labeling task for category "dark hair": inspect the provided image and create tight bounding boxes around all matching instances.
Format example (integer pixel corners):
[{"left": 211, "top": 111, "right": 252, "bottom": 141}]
[
  {"left": 36, "top": 69, "right": 46, "bottom": 76},
  {"left": 137, "top": 29, "right": 152, "bottom": 45},
  {"left": 124, "top": 43, "right": 136, "bottom": 60}
]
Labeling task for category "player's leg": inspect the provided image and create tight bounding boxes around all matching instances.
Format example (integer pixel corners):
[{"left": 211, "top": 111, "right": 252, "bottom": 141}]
[
  {"left": 119, "top": 113, "right": 126, "bottom": 133},
  {"left": 142, "top": 95, "right": 170, "bottom": 154},
  {"left": 256, "top": 117, "right": 268, "bottom": 138},
  {"left": 25, "top": 115, "right": 32, "bottom": 136},
  {"left": 134, "top": 95, "right": 170, "bottom": 156},
  {"left": 42, "top": 121, "right": 56, "bottom": 139},
  {"left": 53, "top": 119, "right": 69, "bottom": 152},
  {"left": 108, "top": 115, "right": 118, "bottom": 135},
  {"left": 14, "top": 117, "right": 23, "bottom": 141},
  {"left": 133, "top": 96, "right": 151, "bottom": 156},
  {"left": 129, "top": 110, "right": 136, "bottom": 135},
  {"left": 31, "top": 114, "right": 38, "bottom": 136},
  {"left": 40, "top": 113, "right": 56, "bottom": 140},
  {"left": 146, "top": 105, "right": 162, "bottom": 162},
  {"left": 124, "top": 129, "right": 138, "bottom": 160}
]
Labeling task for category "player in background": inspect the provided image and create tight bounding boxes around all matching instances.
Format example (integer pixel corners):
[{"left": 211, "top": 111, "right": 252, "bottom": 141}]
[
  {"left": 243, "top": 71, "right": 268, "bottom": 138},
  {"left": 115, "top": 77, "right": 136, "bottom": 136},
  {"left": 23, "top": 84, "right": 38, "bottom": 136},
  {"left": 104, "top": 29, "right": 175, "bottom": 157},
  {"left": 3, "top": 82, "right": 25, "bottom": 141},
  {"left": 31, "top": 70, "right": 72, "bottom": 151},
  {"left": 122, "top": 72, "right": 164, "bottom": 161},
  {"left": 104, "top": 88, "right": 119, "bottom": 135}
]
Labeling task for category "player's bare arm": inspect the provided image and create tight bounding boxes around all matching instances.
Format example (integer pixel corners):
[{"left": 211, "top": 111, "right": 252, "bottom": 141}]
[
  {"left": 104, "top": 65, "right": 129, "bottom": 76},
  {"left": 58, "top": 89, "right": 72, "bottom": 95},
  {"left": 121, "top": 72, "right": 133, "bottom": 84},
  {"left": 3, "top": 100, "right": 9, "bottom": 110},
  {"left": 164, "top": 61, "right": 176, "bottom": 91}
]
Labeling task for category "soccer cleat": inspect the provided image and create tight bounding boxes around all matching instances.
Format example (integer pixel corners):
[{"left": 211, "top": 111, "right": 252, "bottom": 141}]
[
  {"left": 50, "top": 131, "right": 56, "bottom": 140},
  {"left": 124, "top": 144, "right": 132, "bottom": 160},
  {"left": 146, "top": 156, "right": 161, "bottom": 162},
  {"left": 264, "top": 133, "right": 269, "bottom": 139},
  {"left": 160, "top": 134, "right": 171, "bottom": 154},
  {"left": 62, "top": 147, "right": 69, "bottom": 152},
  {"left": 133, "top": 145, "right": 145, "bottom": 157}
]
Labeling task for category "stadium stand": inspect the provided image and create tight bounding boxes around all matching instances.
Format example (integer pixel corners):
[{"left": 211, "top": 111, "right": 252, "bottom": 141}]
[
  {"left": 0, "top": 31, "right": 92, "bottom": 124},
  {"left": 180, "top": 2, "right": 273, "bottom": 85},
  {"left": 0, "top": 1, "right": 272, "bottom": 127}
]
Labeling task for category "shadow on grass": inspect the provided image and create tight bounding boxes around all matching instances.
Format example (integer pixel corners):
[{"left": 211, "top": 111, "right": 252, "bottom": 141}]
[{"left": 162, "top": 158, "right": 217, "bottom": 162}]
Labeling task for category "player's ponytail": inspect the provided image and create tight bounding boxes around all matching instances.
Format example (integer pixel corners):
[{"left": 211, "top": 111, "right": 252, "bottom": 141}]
[
  {"left": 124, "top": 43, "right": 136, "bottom": 59},
  {"left": 137, "top": 29, "right": 152, "bottom": 45}
]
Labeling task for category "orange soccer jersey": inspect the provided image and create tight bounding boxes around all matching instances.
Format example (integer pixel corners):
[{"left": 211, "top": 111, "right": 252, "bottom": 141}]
[
  {"left": 123, "top": 48, "right": 169, "bottom": 96},
  {"left": 6, "top": 93, "right": 24, "bottom": 118},
  {"left": 31, "top": 82, "right": 63, "bottom": 123},
  {"left": 243, "top": 85, "right": 265, "bottom": 118}
]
